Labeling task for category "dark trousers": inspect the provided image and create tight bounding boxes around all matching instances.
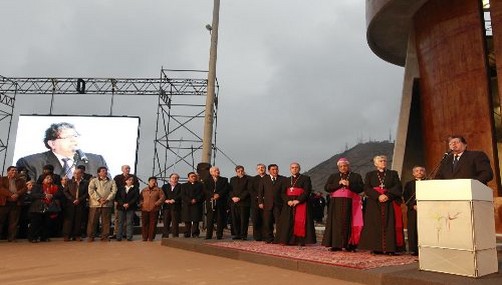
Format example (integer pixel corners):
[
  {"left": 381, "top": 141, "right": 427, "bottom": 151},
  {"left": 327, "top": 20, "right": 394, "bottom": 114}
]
[
  {"left": 184, "top": 221, "right": 200, "bottom": 237},
  {"left": 80, "top": 206, "right": 89, "bottom": 237},
  {"left": 162, "top": 207, "right": 180, "bottom": 237},
  {"left": 141, "top": 210, "right": 159, "bottom": 241},
  {"left": 263, "top": 205, "right": 281, "bottom": 242},
  {"left": 230, "top": 204, "right": 250, "bottom": 239},
  {"left": 63, "top": 204, "right": 85, "bottom": 238},
  {"left": 250, "top": 201, "right": 264, "bottom": 241},
  {"left": 205, "top": 202, "right": 226, "bottom": 239},
  {"left": 87, "top": 207, "right": 112, "bottom": 239},
  {"left": 0, "top": 202, "right": 21, "bottom": 241},
  {"left": 407, "top": 209, "right": 418, "bottom": 253},
  {"left": 17, "top": 204, "right": 31, "bottom": 239},
  {"left": 29, "top": 212, "right": 51, "bottom": 241}
]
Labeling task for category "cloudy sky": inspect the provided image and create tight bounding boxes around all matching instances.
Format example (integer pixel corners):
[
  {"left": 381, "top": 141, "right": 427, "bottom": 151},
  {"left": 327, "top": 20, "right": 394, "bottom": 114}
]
[{"left": 1, "top": 0, "right": 403, "bottom": 180}]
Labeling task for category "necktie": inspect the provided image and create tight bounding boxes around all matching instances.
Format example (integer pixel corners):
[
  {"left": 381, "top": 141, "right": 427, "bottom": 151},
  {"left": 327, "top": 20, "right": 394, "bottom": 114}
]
[
  {"left": 62, "top": 158, "right": 72, "bottom": 179},
  {"left": 272, "top": 177, "right": 276, "bottom": 184},
  {"left": 452, "top": 155, "right": 459, "bottom": 171}
]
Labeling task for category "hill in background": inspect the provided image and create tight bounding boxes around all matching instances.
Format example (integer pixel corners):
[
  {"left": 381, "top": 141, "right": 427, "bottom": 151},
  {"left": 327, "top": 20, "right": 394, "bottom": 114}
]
[{"left": 305, "top": 141, "right": 394, "bottom": 192}]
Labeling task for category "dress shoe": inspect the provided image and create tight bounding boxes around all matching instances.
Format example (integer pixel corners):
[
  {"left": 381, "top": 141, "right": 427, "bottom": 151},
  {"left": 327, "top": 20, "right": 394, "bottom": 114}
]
[
  {"left": 75, "top": 237, "right": 82, "bottom": 242},
  {"left": 87, "top": 237, "right": 95, "bottom": 242},
  {"left": 329, "top": 247, "right": 341, "bottom": 252},
  {"left": 63, "top": 237, "right": 70, "bottom": 242},
  {"left": 411, "top": 252, "right": 418, "bottom": 256}
]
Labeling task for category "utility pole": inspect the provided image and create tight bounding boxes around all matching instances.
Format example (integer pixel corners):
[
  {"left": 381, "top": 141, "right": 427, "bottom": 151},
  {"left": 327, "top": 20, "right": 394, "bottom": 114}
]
[{"left": 201, "top": 0, "right": 220, "bottom": 164}]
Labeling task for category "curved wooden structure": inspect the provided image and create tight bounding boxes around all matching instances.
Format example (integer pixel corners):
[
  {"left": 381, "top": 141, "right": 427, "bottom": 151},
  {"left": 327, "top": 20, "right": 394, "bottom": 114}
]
[{"left": 366, "top": 0, "right": 502, "bottom": 232}]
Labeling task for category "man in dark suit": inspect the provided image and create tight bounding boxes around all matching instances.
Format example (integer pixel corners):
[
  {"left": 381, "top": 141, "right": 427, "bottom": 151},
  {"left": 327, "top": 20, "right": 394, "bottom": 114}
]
[
  {"left": 16, "top": 122, "right": 108, "bottom": 181},
  {"left": 203, "top": 166, "right": 230, "bottom": 240},
  {"left": 62, "top": 168, "right": 89, "bottom": 241},
  {"left": 161, "top": 173, "right": 182, "bottom": 238},
  {"left": 0, "top": 166, "right": 27, "bottom": 242},
  {"left": 258, "top": 164, "right": 285, "bottom": 243},
  {"left": 435, "top": 135, "right": 493, "bottom": 184},
  {"left": 249, "top": 163, "right": 266, "bottom": 241}
]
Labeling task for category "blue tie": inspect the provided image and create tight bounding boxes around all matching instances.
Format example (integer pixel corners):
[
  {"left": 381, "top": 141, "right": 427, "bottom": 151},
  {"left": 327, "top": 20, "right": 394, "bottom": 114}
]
[{"left": 62, "top": 158, "right": 72, "bottom": 178}]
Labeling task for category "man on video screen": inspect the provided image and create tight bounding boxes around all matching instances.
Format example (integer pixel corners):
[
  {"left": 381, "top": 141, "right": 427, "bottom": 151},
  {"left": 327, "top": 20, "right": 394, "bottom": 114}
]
[{"left": 16, "top": 122, "right": 108, "bottom": 180}]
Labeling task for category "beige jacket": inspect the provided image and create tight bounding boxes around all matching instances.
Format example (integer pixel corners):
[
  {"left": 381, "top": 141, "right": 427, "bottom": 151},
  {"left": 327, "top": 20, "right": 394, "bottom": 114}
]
[
  {"left": 88, "top": 177, "right": 117, "bottom": 208},
  {"left": 140, "top": 186, "right": 165, "bottom": 212}
]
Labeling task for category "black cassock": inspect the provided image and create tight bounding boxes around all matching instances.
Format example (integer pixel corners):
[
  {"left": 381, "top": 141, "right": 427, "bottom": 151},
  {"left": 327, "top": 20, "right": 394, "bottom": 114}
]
[
  {"left": 321, "top": 171, "right": 364, "bottom": 249},
  {"left": 276, "top": 174, "right": 316, "bottom": 245},
  {"left": 359, "top": 169, "right": 404, "bottom": 253},
  {"left": 181, "top": 182, "right": 204, "bottom": 223}
]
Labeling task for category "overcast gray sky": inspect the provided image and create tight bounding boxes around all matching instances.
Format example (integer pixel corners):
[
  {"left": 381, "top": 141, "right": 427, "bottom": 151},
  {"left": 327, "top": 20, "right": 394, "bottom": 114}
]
[{"left": 1, "top": 0, "right": 403, "bottom": 180}]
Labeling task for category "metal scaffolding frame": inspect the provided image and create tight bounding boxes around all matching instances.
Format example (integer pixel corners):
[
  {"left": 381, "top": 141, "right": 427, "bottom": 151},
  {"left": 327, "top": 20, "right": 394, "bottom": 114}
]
[
  {"left": 0, "top": 76, "right": 17, "bottom": 174},
  {"left": 0, "top": 69, "right": 218, "bottom": 180}
]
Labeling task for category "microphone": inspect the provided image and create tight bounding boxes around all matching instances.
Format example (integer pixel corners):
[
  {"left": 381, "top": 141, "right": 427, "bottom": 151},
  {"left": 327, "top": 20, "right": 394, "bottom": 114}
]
[
  {"left": 427, "top": 150, "right": 453, "bottom": 180},
  {"left": 442, "top": 150, "right": 453, "bottom": 158},
  {"left": 76, "top": 149, "right": 89, "bottom": 163}
]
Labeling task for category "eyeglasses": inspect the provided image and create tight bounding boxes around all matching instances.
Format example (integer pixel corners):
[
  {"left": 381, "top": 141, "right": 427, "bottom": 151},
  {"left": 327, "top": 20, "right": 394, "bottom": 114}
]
[{"left": 56, "top": 133, "right": 80, "bottom": 140}]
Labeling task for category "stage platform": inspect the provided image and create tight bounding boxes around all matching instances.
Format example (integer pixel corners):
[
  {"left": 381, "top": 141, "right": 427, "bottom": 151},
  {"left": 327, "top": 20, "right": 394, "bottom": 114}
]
[{"left": 161, "top": 233, "right": 502, "bottom": 285}]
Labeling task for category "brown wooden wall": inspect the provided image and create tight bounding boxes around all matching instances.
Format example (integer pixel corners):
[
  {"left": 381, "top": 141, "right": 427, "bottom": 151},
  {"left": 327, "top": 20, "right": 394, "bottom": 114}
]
[
  {"left": 413, "top": 0, "right": 500, "bottom": 194},
  {"left": 492, "top": 0, "right": 502, "bottom": 119}
]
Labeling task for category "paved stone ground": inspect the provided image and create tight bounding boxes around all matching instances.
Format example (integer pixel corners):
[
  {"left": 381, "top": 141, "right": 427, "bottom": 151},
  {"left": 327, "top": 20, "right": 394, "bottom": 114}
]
[{"left": 0, "top": 237, "right": 363, "bottom": 285}]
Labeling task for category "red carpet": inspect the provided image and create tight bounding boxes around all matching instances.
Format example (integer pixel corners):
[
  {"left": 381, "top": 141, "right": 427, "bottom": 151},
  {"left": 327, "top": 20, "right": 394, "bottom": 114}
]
[{"left": 208, "top": 241, "right": 418, "bottom": 270}]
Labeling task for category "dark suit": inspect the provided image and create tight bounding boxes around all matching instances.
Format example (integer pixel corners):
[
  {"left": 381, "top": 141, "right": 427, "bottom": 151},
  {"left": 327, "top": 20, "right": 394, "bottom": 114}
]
[
  {"left": 203, "top": 176, "right": 230, "bottom": 239},
  {"left": 115, "top": 185, "right": 139, "bottom": 241},
  {"left": 62, "top": 178, "right": 89, "bottom": 239},
  {"left": 16, "top": 150, "right": 107, "bottom": 182},
  {"left": 161, "top": 183, "right": 182, "bottom": 237},
  {"left": 0, "top": 176, "right": 27, "bottom": 241},
  {"left": 258, "top": 175, "right": 285, "bottom": 242},
  {"left": 249, "top": 175, "right": 265, "bottom": 241},
  {"left": 435, "top": 150, "right": 493, "bottom": 184}
]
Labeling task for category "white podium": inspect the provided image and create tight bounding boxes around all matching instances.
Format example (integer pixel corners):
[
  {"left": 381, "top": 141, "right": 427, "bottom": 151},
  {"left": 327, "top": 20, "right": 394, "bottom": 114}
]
[{"left": 416, "top": 179, "right": 498, "bottom": 277}]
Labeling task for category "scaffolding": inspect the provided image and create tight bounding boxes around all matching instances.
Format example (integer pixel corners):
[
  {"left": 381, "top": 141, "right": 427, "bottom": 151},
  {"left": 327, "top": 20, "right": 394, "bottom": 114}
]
[
  {"left": 0, "top": 76, "right": 17, "bottom": 174},
  {"left": 0, "top": 69, "right": 218, "bottom": 180}
]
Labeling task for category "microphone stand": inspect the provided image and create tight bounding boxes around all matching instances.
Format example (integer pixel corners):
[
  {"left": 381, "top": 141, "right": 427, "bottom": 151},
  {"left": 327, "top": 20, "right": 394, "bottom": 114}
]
[{"left": 426, "top": 151, "right": 452, "bottom": 180}]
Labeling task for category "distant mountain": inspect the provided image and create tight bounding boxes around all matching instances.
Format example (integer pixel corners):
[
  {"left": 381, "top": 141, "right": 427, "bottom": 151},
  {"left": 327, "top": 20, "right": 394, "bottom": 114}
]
[{"left": 305, "top": 141, "right": 394, "bottom": 192}]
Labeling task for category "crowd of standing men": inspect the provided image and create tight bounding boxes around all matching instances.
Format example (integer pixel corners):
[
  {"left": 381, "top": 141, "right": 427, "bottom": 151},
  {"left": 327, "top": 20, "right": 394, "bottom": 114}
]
[{"left": 0, "top": 135, "right": 493, "bottom": 258}]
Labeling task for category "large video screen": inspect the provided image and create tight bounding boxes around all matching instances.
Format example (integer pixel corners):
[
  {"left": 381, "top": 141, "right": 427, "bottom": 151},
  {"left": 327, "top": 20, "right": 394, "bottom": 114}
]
[{"left": 12, "top": 115, "right": 140, "bottom": 180}]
